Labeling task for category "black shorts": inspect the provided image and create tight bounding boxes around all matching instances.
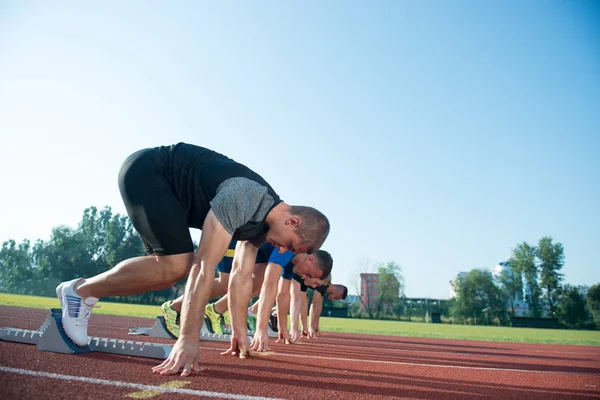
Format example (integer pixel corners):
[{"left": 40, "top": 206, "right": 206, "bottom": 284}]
[{"left": 118, "top": 148, "right": 194, "bottom": 256}]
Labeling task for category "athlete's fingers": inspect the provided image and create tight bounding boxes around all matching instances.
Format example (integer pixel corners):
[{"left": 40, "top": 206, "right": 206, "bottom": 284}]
[
  {"left": 181, "top": 362, "right": 192, "bottom": 377},
  {"left": 239, "top": 343, "right": 249, "bottom": 359},
  {"left": 160, "top": 359, "right": 183, "bottom": 375},
  {"left": 153, "top": 356, "right": 177, "bottom": 374},
  {"left": 221, "top": 341, "right": 238, "bottom": 356},
  {"left": 193, "top": 361, "right": 204, "bottom": 372},
  {"left": 152, "top": 359, "right": 169, "bottom": 373}
]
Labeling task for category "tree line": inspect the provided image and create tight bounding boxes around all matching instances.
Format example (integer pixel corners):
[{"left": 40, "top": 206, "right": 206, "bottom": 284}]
[
  {"left": 450, "top": 237, "right": 599, "bottom": 329},
  {"left": 349, "top": 239, "right": 599, "bottom": 330},
  {"left": 2, "top": 207, "right": 599, "bottom": 329},
  {"left": 0, "top": 206, "right": 176, "bottom": 304}
]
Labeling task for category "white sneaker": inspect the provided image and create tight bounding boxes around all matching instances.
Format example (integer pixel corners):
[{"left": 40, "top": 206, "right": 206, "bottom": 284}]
[
  {"left": 56, "top": 281, "right": 67, "bottom": 308},
  {"left": 56, "top": 278, "right": 98, "bottom": 346}
]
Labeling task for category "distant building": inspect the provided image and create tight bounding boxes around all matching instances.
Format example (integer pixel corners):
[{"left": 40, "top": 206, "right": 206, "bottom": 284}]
[
  {"left": 360, "top": 273, "right": 400, "bottom": 312},
  {"left": 344, "top": 294, "right": 360, "bottom": 305}
]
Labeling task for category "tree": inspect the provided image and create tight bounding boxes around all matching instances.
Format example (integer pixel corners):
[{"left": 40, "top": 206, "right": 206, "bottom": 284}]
[
  {"left": 586, "top": 283, "right": 600, "bottom": 325},
  {"left": 25, "top": 206, "right": 146, "bottom": 300},
  {"left": 511, "top": 242, "right": 542, "bottom": 317},
  {"left": 392, "top": 299, "right": 405, "bottom": 320},
  {"left": 0, "top": 239, "right": 36, "bottom": 294},
  {"left": 355, "top": 260, "right": 404, "bottom": 320},
  {"left": 536, "top": 237, "right": 564, "bottom": 317},
  {"left": 33, "top": 225, "right": 99, "bottom": 283},
  {"left": 496, "top": 262, "right": 523, "bottom": 317},
  {"left": 450, "top": 269, "right": 507, "bottom": 325},
  {"left": 557, "top": 285, "right": 587, "bottom": 328},
  {"left": 78, "top": 206, "right": 145, "bottom": 271},
  {"left": 373, "top": 262, "right": 404, "bottom": 319}
]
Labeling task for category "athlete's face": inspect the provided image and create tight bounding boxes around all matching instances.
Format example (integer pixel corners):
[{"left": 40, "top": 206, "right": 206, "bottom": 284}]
[
  {"left": 303, "top": 277, "right": 323, "bottom": 288},
  {"left": 327, "top": 285, "right": 346, "bottom": 300},
  {"left": 265, "top": 217, "right": 307, "bottom": 254},
  {"left": 292, "top": 255, "right": 324, "bottom": 280}
]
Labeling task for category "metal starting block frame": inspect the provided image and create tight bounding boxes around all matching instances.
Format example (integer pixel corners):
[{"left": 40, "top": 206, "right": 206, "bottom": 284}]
[
  {"left": 128, "top": 316, "right": 277, "bottom": 341},
  {"left": 0, "top": 308, "right": 172, "bottom": 359}
]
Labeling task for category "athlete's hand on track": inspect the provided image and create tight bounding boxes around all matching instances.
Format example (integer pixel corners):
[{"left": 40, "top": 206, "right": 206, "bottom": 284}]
[
  {"left": 308, "top": 327, "right": 319, "bottom": 338},
  {"left": 152, "top": 337, "right": 202, "bottom": 376},
  {"left": 301, "top": 329, "right": 309, "bottom": 338},
  {"left": 250, "top": 328, "right": 270, "bottom": 352},
  {"left": 289, "top": 327, "right": 301, "bottom": 342},
  {"left": 221, "top": 335, "right": 250, "bottom": 359},
  {"left": 275, "top": 329, "right": 291, "bottom": 344}
]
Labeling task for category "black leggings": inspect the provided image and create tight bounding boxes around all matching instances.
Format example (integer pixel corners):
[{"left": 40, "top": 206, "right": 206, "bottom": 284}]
[{"left": 118, "top": 148, "right": 194, "bottom": 256}]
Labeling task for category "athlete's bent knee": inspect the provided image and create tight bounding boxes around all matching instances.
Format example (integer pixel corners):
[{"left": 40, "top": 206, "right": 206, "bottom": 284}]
[{"left": 157, "top": 253, "right": 194, "bottom": 284}]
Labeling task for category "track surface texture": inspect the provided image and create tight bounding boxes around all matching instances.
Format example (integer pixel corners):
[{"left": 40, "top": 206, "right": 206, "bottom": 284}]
[{"left": 1, "top": 306, "right": 599, "bottom": 399}]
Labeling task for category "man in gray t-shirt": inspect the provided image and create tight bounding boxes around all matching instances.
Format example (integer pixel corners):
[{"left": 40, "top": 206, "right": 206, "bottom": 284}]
[{"left": 55, "top": 143, "right": 330, "bottom": 377}]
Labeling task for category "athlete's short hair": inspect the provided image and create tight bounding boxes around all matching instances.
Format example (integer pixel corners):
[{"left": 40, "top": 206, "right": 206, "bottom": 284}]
[
  {"left": 330, "top": 284, "right": 348, "bottom": 300},
  {"left": 290, "top": 206, "right": 330, "bottom": 253},
  {"left": 314, "top": 250, "right": 333, "bottom": 280},
  {"left": 340, "top": 285, "right": 348, "bottom": 300}
]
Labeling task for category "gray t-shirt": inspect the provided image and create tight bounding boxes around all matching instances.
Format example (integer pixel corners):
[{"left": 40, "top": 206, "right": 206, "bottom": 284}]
[{"left": 210, "top": 177, "right": 277, "bottom": 241}]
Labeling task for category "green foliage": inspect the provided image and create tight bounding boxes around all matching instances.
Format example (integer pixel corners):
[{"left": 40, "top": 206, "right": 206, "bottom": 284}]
[
  {"left": 357, "top": 261, "right": 404, "bottom": 320},
  {"left": 374, "top": 261, "right": 404, "bottom": 319},
  {"left": 496, "top": 262, "right": 523, "bottom": 317},
  {"left": 536, "top": 237, "right": 564, "bottom": 316},
  {"left": 0, "top": 206, "right": 174, "bottom": 304},
  {"left": 0, "top": 239, "right": 38, "bottom": 294},
  {"left": 557, "top": 285, "right": 588, "bottom": 328},
  {"left": 511, "top": 242, "right": 543, "bottom": 317},
  {"left": 450, "top": 269, "right": 508, "bottom": 325},
  {"left": 587, "top": 283, "right": 600, "bottom": 325}
]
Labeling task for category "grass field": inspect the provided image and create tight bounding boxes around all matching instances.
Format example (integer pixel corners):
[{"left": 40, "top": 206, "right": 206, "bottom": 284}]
[{"left": 1, "top": 293, "right": 598, "bottom": 346}]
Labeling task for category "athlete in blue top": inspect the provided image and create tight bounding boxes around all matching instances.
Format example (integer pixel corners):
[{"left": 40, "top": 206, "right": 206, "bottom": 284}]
[
  {"left": 161, "top": 240, "right": 333, "bottom": 341},
  {"left": 245, "top": 243, "right": 333, "bottom": 352}
]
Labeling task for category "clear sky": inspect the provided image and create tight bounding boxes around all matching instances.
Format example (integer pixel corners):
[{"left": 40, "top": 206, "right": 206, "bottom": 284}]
[{"left": 1, "top": 1, "right": 598, "bottom": 299}]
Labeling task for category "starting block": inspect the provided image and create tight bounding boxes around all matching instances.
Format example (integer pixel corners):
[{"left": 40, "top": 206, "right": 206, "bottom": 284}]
[
  {"left": 0, "top": 308, "right": 172, "bottom": 359},
  {"left": 128, "top": 316, "right": 278, "bottom": 341},
  {"left": 128, "top": 316, "right": 243, "bottom": 342}
]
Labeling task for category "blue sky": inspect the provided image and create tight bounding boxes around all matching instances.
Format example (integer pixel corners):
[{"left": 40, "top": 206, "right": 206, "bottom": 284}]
[{"left": 0, "top": 1, "right": 598, "bottom": 298}]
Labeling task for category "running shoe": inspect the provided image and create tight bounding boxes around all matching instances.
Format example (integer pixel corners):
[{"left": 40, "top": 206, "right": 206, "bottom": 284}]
[
  {"left": 204, "top": 303, "right": 224, "bottom": 334},
  {"left": 269, "top": 312, "right": 279, "bottom": 332},
  {"left": 56, "top": 278, "right": 98, "bottom": 346},
  {"left": 160, "top": 301, "right": 180, "bottom": 338},
  {"left": 247, "top": 315, "right": 257, "bottom": 332}
]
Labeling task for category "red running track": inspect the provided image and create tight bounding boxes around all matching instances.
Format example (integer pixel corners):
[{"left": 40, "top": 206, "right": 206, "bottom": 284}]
[{"left": 1, "top": 306, "right": 599, "bottom": 399}]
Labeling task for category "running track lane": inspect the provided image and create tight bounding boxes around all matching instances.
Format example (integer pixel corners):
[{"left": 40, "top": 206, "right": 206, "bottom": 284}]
[{"left": 1, "top": 306, "right": 599, "bottom": 399}]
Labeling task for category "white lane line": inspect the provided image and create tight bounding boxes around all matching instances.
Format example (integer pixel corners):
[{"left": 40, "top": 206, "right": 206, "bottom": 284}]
[
  {"left": 0, "top": 366, "right": 284, "bottom": 400},
  {"left": 200, "top": 346, "right": 599, "bottom": 376}
]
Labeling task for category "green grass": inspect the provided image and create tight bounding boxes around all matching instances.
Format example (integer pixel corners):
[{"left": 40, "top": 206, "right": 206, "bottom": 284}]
[
  {"left": 2, "top": 293, "right": 598, "bottom": 346},
  {"left": 0, "top": 293, "right": 161, "bottom": 318},
  {"left": 319, "top": 317, "right": 600, "bottom": 346}
]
